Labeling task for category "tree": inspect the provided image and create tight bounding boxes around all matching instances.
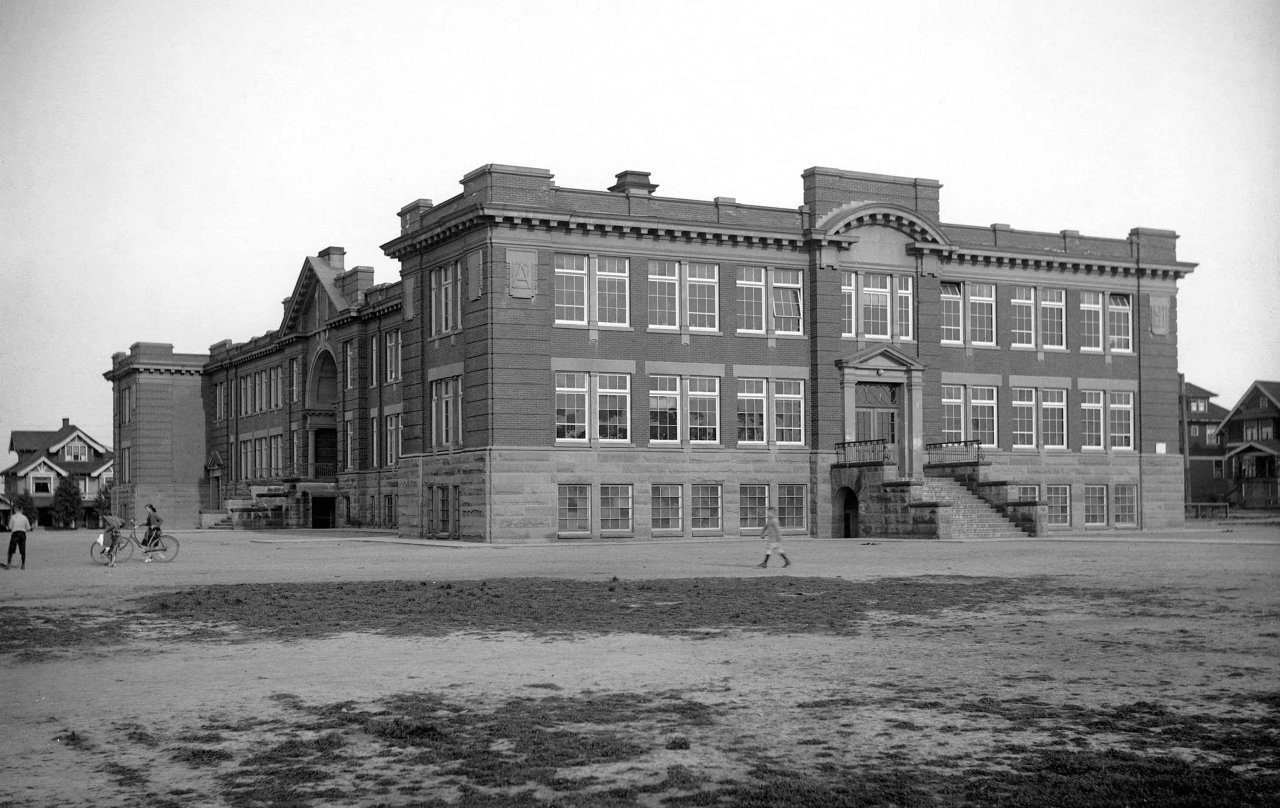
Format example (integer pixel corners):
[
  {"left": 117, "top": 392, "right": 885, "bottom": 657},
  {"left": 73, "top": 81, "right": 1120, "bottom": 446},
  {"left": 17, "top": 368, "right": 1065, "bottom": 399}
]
[
  {"left": 13, "top": 492, "right": 37, "bottom": 524},
  {"left": 51, "top": 476, "right": 83, "bottom": 528},
  {"left": 93, "top": 481, "right": 115, "bottom": 524}
]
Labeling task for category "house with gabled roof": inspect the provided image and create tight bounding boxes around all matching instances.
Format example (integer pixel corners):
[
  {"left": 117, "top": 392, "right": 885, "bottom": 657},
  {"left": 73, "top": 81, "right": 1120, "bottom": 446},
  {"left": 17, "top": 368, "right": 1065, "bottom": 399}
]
[
  {"left": 1218, "top": 380, "right": 1280, "bottom": 509},
  {"left": 1180, "top": 379, "right": 1231, "bottom": 507},
  {"left": 1, "top": 418, "right": 114, "bottom": 526}
]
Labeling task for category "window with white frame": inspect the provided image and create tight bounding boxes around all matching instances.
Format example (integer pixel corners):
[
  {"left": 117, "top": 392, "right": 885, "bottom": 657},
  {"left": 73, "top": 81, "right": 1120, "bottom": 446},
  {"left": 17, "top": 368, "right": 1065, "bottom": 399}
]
[
  {"left": 896, "top": 277, "right": 913, "bottom": 340},
  {"left": 597, "top": 257, "right": 629, "bottom": 326},
  {"left": 841, "top": 272, "right": 857, "bottom": 336},
  {"left": 290, "top": 358, "right": 300, "bottom": 402},
  {"left": 1108, "top": 391, "right": 1134, "bottom": 449},
  {"left": 970, "top": 387, "right": 997, "bottom": 446},
  {"left": 554, "top": 253, "right": 588, "bottom": 324},
  {"left": 431, "top": 262, "right": 460, "bottom": 336},
  {"left": 385, "top": 331, "right": 401, "bottom": 383},
  {"left": 737, "top": 266, "right": 766, "bottom": 333},
  {"left": 968, "top": 283, "right": 996, "bottom": 345},
  {"left": 687, "top": 263, "right": 719, "bottom": 331},
  {"left": 345, "top": 419, "right": 355, "bottom": 470},
  {"left": 773, "top": 380, "right": 804, "bottom": 444},
  {"left": 691, "top": 484, "right": 721, "bottom": 530},
  {"left": 651, "top": 484, "right": 682, "bottom": 530},
  {"left": 368, "top": 336, "right": 378, "bottom": 388},
  {"left": 555, "top": 372, "right": 588, "bottom": 442},
  {"left": 431, "top": 377, "right": 463, "bottom": 448},
  {"left": 770, "top": 269, "right": 803, "bottom": 334},
  {"left": 687, "top": 377, "right": 719, "bottom": 443},
  {"left": 1040, "top": 289, "right": 1065, "bottom": 349},
  {"left": 64, "top": 440, "right": 89, "bottom": 462},
  {"left": 597, "top": 374, "right": 630, "bottom": 442},
  {"left": 649, "top": 375, "right": 680, "bottom": 442},
  {"left": 777, "top": 484, "right": 806, "bottom": 528},
  {"left": 1080, "top": 291, "right": 1103, "bottom": 351},
  {"left": 940, "top": 282, "right": 963, "bottom": 343},
  {"left": 1042, "top": 389, "right": 1067, "bottom": 448},
  {"left": 1011, "top": 287, "right": 1035, "bottom": 347},
  {"left": 270, "top": 434, "right": 283, "bottom": 476},
  {"left": 32, "top": 474, "right": 53, "bottom": 495},
  {"left": 1083, "top": 485, "right": 1108, "bottom": 526},
  {"left": 1113, "top": 484, "right": 1137, "bottom": 526},
  {"left": 558, "top": 484, "right": 590, "bottom": 532},
  {"left": 740, "top": 484, "right": 768, "bottom": 529},
  {"left": 647, "top": 260, "right": 679, "bottom": 329},
  {"left": 1013, "top": 388, "right": 1036, "bottom": 448},
  {"left": 1046, "top": 485, "right": 1070, "bottom": 525},
  {"left": 215, "top": 382, "right": 226, "bottom": 422},
  {"left": 941, "top": 385, "right": 964, "bottom": 443},
  {"left": 736, "top": 379, "right": 766, "bottom": 444},
  {"left": 369, "top": 415, "right": 378, "bottom": 468},
  {"left": 862, "top": 274, "right": 892, "bottom": 339},
  {"left": 344, "top": 341, "right": 354, "bottom": 388},
  {"left": 1018, "top": 484, "right": 1040, "bottom": 501},
  {"left": 1081, "top": 390, "right": 1105, "bottom": 449},
  {"left": 385, "top": 414, "right": 400, "bottom": 467},
  {"left": 600, "top": 484, "right": 633, "bottom": 532},
  {"left": 1107, "top": 294, "right": 1132, "bottom": 351}
]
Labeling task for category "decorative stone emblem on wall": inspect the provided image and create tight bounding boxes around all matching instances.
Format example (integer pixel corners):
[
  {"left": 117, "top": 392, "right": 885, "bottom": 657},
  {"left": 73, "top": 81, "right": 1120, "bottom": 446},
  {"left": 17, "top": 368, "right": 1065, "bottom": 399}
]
[
  {"left": 506, "top": 249, "right": 537, "bottom": 299},
  {"left": 1149, "top": 295, "right": 1170, "bottom": 336}
]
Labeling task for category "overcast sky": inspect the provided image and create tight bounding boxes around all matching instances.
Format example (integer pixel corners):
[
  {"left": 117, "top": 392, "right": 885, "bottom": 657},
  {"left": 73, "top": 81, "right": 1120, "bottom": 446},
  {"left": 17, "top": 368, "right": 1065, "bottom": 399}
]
[{"left": 2, "top": 0, "right": 1277, "bottom": 468}]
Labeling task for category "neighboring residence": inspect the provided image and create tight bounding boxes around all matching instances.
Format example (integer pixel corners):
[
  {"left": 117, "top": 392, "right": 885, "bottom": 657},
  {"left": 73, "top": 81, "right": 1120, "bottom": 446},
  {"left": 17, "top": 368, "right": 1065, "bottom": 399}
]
[
  {"left": 1218, "top": 380, "right": 1280, "bottom": 510},
  {"left": 110, "top": 163, "right": 1197, "bottom": 540},
  {"left": 1179, "top": 379, "right": 1230, "bottom": 508},
  {"left": 1, "top": 418, "right": 114, "bottom": 526}
]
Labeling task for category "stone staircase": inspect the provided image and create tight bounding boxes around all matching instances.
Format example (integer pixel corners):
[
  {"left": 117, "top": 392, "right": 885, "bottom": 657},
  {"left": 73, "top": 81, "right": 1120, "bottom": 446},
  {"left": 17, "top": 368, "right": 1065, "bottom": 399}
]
[{"left": 918, "top": 476, "right": 1031, "bottom": 539}]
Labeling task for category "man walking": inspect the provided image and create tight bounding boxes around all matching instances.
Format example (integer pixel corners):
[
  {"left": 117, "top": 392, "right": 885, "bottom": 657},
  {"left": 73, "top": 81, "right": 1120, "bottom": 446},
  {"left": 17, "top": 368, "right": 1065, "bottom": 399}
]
[
  {"left": 756, "top": 506, "right": 790, "bottom": 568},
  {"left": 4, "top": 509, "right": 32, "bottom": 570}
]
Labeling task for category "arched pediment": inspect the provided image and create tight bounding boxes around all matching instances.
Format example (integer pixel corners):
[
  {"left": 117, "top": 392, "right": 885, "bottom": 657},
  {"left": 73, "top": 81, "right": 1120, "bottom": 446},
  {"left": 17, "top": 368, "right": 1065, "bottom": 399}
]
[{"left": 816, "top": 202, "right": 950, "bottom": 247}]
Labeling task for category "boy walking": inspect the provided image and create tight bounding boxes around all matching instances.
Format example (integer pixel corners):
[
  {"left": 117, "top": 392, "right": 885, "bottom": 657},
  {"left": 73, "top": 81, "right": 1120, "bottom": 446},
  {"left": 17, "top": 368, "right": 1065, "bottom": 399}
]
[{"left": 756, "top": 507, "right": 790, "bottom": 568}]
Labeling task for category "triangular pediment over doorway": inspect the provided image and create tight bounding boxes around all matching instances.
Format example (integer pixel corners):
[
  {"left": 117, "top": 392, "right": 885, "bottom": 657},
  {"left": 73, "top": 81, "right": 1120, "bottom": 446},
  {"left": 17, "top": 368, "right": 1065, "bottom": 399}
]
[{"left": 835, "top": 344, "right": 925, "bottom": 372}]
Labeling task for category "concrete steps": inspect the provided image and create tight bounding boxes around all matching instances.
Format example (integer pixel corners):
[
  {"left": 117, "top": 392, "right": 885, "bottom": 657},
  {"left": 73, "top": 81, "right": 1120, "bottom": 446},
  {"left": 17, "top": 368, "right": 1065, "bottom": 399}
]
[{"left": 919, "top": 477, "right": 1030, "bottom": 539}]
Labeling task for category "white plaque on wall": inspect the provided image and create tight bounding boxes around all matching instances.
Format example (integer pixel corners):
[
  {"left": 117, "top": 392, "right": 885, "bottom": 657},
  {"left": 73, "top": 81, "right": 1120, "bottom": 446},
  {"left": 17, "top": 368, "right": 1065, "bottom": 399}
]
[{"left": 506, "top": 249, "right": 537, "bottom": 299}]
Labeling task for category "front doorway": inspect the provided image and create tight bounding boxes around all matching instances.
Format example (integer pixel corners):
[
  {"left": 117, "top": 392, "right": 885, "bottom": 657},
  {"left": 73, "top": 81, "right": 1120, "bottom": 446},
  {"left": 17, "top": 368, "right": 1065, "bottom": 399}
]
[
  {"left": 855, "top": 383, "right": 899, "bottom": 465},
  {"left": 837, "top": 486, "right": 859, "bottom": 538},
  {"left": 311, "top": 495, "right": 336, "bottom": 528}
]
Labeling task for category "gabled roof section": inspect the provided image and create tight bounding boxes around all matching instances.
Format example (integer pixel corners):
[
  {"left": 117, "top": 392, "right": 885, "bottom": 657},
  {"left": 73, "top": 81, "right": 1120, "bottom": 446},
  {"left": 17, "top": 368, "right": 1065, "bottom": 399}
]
[
  {"left": 279, "top": 251, "right": 352, "bottom": 336},
  {"left": 9, "top": 423, "right": 108, "bottom": 457},
  {"left": 1217, "top": 380, "right": 1280, "bottom": 430},
  {"left": 835, "top": 344, "right": 926, "bottom": 371},
  {"left": 89, "top": 459, "right": 114, "bottom": 477},
  {"left": 14, "top": 455, "right": 68, "bottom": 478},
  {"left": 1225, "top": 439, "right": 1280, "bottom": 459},
  {"left": 1183, "top": 382, "right": 1217, "bottom": 399},
  {"left": 50, "top": 428, "right": 107, "bottom": 454}
]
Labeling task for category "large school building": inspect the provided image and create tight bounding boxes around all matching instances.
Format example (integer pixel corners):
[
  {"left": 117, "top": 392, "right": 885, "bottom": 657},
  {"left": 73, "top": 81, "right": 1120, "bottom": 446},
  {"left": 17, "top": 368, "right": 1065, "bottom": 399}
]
[{"left": 106, "top": 164, "right": 1195, "bottom": 540}]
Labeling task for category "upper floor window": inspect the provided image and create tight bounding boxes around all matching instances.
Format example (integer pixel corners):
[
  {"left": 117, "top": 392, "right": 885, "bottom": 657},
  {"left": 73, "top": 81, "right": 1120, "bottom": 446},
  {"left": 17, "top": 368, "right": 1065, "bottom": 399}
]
[
  {"left": 940, "top": 282, "right": 963, "bottom": 343},
  {"left": 431, "top": 262, "right": 461, "bottom": 336},
  {"left": 1080, "top": 291, "right": 1103, "bottom": 351},
  {"left": 968, "top": 283, "right": 996, "bottom": 345},
  {"left": 597, "top": 257, "right": 629, "bottom": 326},
  {"left": 554, "top": 253, "right": 588, "bottom": 324},
  {"left": 736, "top": 378, "right": 806, "bottom": 446},
  {"left": 647, "top": 261, "right": 679, "bottom": 329},
  {"left": 687, "top": 263, "right": 719, "bottom": 331},
  {"left": 289, "top": 358, "right": 300, "bottom": 402},
  {"left": 1108, "top": 294, "right": 1132, "bottom": 352},
  {"left": 368, "top": 336, "right": 378, "bottom": 388},
  {"left": 648, "top": 261, "right": 718, "bottom": 332},
  {"left": 1082, "top": 389, "right": 1134, "bottom": 450},
  {"left": 555, "top": 254, "right": 630, "bottom": 328},
  {"left": 215, "top": 382, "right": 226, "bottom": 422},
  {"left": 940, "top": 385, "right": 996, "bottom": 446},
  {"left": 842, "top": 272, "right": 914, "bottom": 340},
  {"left": 862, "top": 274, "right": 892, "bottom": 339},
  {"left": 385, "top": 414, "right": 401, "bottom": 467},
  {"left": 64, "top": 440, "right": 89, "bottom": 463},
  {"left": 1011, "top": 287, "right": 1035, "bottom": 347},
  {"left": 344, "top": 341, "right": 354, "bottom": 389},
  {"left": 737, "top": 267, "right": 802, "bottom": 335},
  {"left": 555, "top": 371, "right": 631, "bottom": 444},
  {"left": 384, "top": 331, "right": 401, "bottom": 383},
  {"left": 431, "top": 377, "right": 463, "bottom": 448},
  {"left": 1190, "top": 399, "right": 1207, "bottom": 413},
  {"left": 1039, "top": 289, "right": 1065, "bottom": 349}
]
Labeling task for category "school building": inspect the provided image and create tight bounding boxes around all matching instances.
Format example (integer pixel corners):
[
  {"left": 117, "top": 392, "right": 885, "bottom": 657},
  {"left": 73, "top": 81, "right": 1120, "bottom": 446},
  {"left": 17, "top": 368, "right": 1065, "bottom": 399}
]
[{"left": 106, "top": 164, "right": 1196, "bottom": 539}]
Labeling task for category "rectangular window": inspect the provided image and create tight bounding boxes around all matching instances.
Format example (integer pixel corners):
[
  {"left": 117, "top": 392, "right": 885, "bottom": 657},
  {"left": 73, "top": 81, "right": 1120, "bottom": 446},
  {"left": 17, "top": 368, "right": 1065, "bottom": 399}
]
[
  {"left": 432, "top": 377, "right": 462, "bottom": 447},
  {"left": 290, "top": 359, "right": 299, "bottom": 402},
  {"left": 385, "top": 494, "right": 396, "bottom": 527},
  {"left": 1084, "top": 485, "right": 1108, "bottom": 526},
  {"left": 651, "top": 484, "right": 682, "bottom": 530},
  {"left": 1213, "top": 459, "right": 1224, "bottom": 479},
  {"left": 777, "top": 484, "right": 806, "bottom": 528},
  {"left": 941, "top": 385, "right": 964, "bottom": 443},
  {"left": 596, "top": 256, "right": 630, "bottom": 326},
  {"left": 1109, "top": 391, "right": 1134, "bottom": 450},
  {"left": 691, "top": 484, "right": 721, "bottom": 530},
  {"left": 647, "top": 260, "right": 679, "bottom": 329},
  {"left": 1011, "top": 287, "right": 1035, "bottom": 347},
  {"left": 1012, "top": 388, "right": 1036, "bottom": 448},
  {"left": 385, "top": 331, "right": 401, "bottom": 383},
  {"left": 385, "top": 414, "right": 400, "bottom": 467},
  {"left": 649, "top": 375, "right": 680, "bottom": 442},
  {"left": 270, "top": 434, "right": 282, "bottom": 476},
  {"left": 861, "top": 274, "right": 891, "bottom": 339},
  {"left": 841, "top": 271, "right": 856, "bottom": 336},
  {"left": 1080, "top": 291, "right": 1103, "bottom": 351},
  {"left": 558, "top": 484, "right": 590, "bottom": 533},
  {"left": 1018, "top": 484, "right": 1040, "bottom": 501},
  {"left": 554, "top": 253, "right": 588, "bottom": 324},
  {"left": 369, "top": 337, "right": 378, "bottom": 388},
  {"left": 1081, "top": 390, "right": 1104, "bottom": 449},
  {"left": 32, "top": 475, "right": 52, "bottom": 495},
  {"left": 740, "top": 484, "right": 769, "bottom": 529},
  {"left": 688, "top": 376, "right": 719, "bottom": 443},
  {"left": 1040, "top": 289, "right": 1065, "bottom": 349},
  {"left": 970, "top": 387, "right": 997, "bottom": 446},
  {"left": 1042, "top": 389, "right": 1067, "bottom": 449},
  {"left": 369, "top": 415, "right": 378, "bottom": 469},
  {"left": 344, "top": 341, "right": 354, "bottom": 389},
  {"left": 597, "top": 374, "right": 630, "bottom": 442},
  {"left": 1108, "top": 294, "right": 1132, "bottom": 352},
  {"left": 771, "top": 269, "right": 802, "bottom": 334},
  {"left": 737, "top": 266, "right": 765, "bottom": 333},
  {"left": 600, "top": 484, "right": 632, "bottom": 532},
  {"left": 432, "top": 262, "right": 460, "bottom": 335},
  {"left": 773, "top": 380, "right": 804, "bottom": 444},
  {"left": 1046, "top": 485, "right": 1070, "bottom": 525},
  {"left": 272, "top": 367, "right": 282, "bottom": 409},
  {"left": 64, "top": 442, "right": 88, "bottom": 462},
  {"left": 736, "top": 378, "right": 766, "bottom": 444},
  {"left": 940, "top": 282, "right": 963, "bottom": 343},
  {"left": 968, "top": 283, "right": 995, "bottom": 345},
  {"left": 555, "top": 372, "right": 588, "bottom": 442},
  {"left": 215, "top": 382, "right": 226, "bottom": 422},
  {"left": 345, "top": 419, "right": 355, "bottom": 471},
  {"left": 896, "top": 276, "right": 914, "bottom": 340},
  {"left": 1114, "top": 484, "right": 1138, "bottom": 526},
  {"left": 687, "top": 262, "right": 719, "bottom": 331}
]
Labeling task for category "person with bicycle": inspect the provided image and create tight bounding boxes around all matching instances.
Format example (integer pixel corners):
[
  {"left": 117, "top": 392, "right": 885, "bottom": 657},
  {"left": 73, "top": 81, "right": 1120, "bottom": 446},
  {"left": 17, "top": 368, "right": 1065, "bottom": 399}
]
[
  {"left": 142, "top": 504, "right": 163, "bottom": 549},
  {"left": 101, "top": 515, "right": 126, "bottom": 568}
]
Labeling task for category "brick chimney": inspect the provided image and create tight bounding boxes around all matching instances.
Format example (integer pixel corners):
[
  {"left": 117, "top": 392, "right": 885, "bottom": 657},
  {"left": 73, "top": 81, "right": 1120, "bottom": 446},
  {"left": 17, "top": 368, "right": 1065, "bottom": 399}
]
[
  {"left": 317, "top": 246, "right": 346, "bottom": 271},
  {"left": 62, "top": 417, "right": 70, "bottom": 428},
  {"left": 608, "top": 170, "right": 658, "bottom": 195}
]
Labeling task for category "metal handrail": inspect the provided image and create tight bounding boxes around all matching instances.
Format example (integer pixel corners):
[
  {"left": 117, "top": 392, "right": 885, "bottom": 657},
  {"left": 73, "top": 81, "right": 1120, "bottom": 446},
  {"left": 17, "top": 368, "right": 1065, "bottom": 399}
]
[
  {"left": 924, "top": 440, "right": 984, "bottom": 465},
  {"left": 835, "top": 439, "right": 890, "bottom": 465}
]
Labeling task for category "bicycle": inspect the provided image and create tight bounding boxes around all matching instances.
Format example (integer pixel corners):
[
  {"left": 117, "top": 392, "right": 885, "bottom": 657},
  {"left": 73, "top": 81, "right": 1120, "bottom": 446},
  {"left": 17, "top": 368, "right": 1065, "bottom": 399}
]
[{"left": 91, "top": 522, "right": 180, "bottom": 565}]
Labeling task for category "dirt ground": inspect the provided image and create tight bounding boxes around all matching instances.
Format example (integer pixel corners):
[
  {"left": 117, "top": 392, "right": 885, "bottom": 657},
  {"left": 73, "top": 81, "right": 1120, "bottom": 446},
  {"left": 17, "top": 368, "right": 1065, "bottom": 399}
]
[{"left": 1, "top": 525, "right": 1278, "bottom": 807}]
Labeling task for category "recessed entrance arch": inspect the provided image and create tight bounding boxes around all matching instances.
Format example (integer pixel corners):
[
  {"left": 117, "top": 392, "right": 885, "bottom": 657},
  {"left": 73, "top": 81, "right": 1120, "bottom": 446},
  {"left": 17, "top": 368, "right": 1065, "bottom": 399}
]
[
  {"left": 835, "top": 486, "right": 859, "bottom": 538},
  {"left": 308, "top": 350, "right": 338, "bottom": 408}
]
